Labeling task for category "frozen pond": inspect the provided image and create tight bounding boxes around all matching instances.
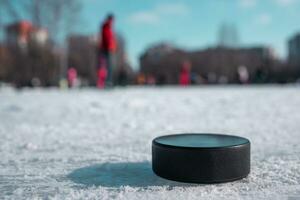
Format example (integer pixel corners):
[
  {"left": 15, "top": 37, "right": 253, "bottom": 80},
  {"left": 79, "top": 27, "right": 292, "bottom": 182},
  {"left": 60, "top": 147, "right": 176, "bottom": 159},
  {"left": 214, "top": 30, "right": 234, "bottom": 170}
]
[{"left": 1, "top": 85, "right": 300, "bottom": 199}]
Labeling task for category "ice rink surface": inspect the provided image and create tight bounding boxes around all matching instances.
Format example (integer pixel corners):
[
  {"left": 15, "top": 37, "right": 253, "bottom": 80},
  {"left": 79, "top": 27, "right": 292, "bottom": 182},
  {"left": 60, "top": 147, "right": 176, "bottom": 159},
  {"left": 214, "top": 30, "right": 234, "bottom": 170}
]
[{"left": 0, "top": 85, "right": 300, "bottom": 199}]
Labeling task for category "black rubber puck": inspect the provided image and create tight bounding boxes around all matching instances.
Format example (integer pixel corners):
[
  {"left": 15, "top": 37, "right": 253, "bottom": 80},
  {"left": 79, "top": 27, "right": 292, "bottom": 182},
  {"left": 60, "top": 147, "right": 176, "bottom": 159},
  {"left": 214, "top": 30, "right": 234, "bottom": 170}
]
[{"left": 152, "top": 133, "right": 250, "bottom": 183}]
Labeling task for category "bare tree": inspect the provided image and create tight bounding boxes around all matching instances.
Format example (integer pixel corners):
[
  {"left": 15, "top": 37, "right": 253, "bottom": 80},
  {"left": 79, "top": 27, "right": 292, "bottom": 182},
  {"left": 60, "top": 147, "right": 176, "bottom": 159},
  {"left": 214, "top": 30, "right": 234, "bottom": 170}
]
[
  {"left": 1, "top": 0, "right": 81, "bottom": 42},
  {"left": 0, "top": 0, "right": 82, "bottom": 86}
]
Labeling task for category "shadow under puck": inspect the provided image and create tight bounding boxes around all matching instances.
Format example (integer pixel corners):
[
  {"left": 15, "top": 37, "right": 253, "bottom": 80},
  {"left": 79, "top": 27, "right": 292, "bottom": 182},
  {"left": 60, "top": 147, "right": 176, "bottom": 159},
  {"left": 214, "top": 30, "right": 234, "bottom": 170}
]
[{"left": 152, "top": 133, "right": 250, "bottom": 183}]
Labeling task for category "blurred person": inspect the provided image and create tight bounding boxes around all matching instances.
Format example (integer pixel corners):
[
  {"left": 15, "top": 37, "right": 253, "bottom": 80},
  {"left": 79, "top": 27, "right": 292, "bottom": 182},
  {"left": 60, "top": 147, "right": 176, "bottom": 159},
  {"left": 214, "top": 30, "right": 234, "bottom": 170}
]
[
  {"left": 97, "top": 66, "right": 107, "bottom": 89},
  {"left": 192, "top": 73, "right": 207, "bottom": 84},
  {"left": 59, "top": 78, "right": 68, "bottom": 89},
  {"left": 190, "top": 72, "right": 197, "bottom": 84},
  {"left": 254, "top": 68, "right": 268, "bottom": 83},
  {"left": 237, "top": 65, "right": 249, "bottom": 84},
  {"left": 97, "top": 57, "right": 107, "bottom": 88},
  {"left": 31, "top": 77, "right": 41, "bottom": 87},
  {"left": 99, "top": 13, "right": 117, "bottom": 87},
  {"left": 179, "top": 61, "right": 191, "bottom": 86},
  {"left": 67, "top": 67, "right": 77, "bottom": 88},
  {"left": 147, "top": 75, "right": 156, "bottom": 85},
  {"left": 137, "top": 73, "right": 146, "bottom": 85}
]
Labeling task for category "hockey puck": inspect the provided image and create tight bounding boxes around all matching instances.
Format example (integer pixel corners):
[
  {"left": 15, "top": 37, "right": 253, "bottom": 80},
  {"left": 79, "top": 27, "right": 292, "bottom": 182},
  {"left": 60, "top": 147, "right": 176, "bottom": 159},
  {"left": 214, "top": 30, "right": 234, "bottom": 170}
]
[{"left": 152, "top": 133, "right": 250, "bottom": 183}]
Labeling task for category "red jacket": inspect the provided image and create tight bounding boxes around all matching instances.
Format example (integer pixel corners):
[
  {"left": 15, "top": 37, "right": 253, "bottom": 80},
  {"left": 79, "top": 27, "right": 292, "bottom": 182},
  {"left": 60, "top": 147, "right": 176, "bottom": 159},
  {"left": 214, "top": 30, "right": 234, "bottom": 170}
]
[
  {"left": 101, "top": 19, "right": 117, "bottom": 52},
  {"left": 179, "top": 69, "right": 191, "bottom": 85}
]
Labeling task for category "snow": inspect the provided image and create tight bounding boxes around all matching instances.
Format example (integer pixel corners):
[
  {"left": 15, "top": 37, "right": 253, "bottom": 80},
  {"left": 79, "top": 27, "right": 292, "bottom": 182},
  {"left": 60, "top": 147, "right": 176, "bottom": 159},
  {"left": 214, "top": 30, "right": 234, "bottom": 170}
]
[{"left": 0, "top": 85, "right": 300, "bottom": 199}]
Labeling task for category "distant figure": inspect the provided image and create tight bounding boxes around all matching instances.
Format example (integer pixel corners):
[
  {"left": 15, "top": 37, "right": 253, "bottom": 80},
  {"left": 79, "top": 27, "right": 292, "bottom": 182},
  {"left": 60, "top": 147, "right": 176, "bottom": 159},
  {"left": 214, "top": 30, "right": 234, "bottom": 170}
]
[
  {"left": 31, "top": 77, "right": 41, "bottom": 87},
  {"left": 137, "top": 73, "right": 146, "bottom": 85},
  {"left": 179, "top": 61, "right": 191, "bottom": 86},
  {"left": 100, "top": 13, "right": 117, "bottom": 87},
  {"left": 147, "top": 75, "right": 156, "bottom": 85},
  {"left": 67, "top": 67, "right": 77, "bottom": 88},
  {"left": 237, "top": 65, "right": 249, "bottom": 84},
  {"left": 254, "top": 68, "right": 267, "bottom": 83},
  {"left": 97, "top": 66, "right": 107, "bottom": 89}
]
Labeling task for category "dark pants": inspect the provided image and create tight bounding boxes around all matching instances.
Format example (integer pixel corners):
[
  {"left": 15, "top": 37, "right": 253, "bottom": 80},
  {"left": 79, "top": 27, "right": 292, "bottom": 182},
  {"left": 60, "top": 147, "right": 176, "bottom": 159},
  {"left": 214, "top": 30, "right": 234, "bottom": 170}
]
[{"left": 102, "top": 51, "right": 115, "bottom": 86}]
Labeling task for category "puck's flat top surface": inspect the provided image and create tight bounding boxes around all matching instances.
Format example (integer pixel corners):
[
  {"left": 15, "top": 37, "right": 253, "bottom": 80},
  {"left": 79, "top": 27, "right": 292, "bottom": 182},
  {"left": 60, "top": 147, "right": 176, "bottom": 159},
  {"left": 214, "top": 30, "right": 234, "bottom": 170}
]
[{"left": 154, "top": 133, "right": 249, "bottom": 148}]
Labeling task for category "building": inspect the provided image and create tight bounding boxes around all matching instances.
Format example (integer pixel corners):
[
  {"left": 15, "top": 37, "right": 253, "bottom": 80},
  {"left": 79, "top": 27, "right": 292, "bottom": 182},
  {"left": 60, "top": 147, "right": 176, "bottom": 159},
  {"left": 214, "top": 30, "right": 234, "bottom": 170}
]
[
  {"left": 218, "top": 23, "right": 240, "bottom": 48},
  {"left": 0, "top": 44, "right": 11, "bottom": 82},
  {"left": 67, "top": 35, "right": 98, "bottom": 85},
  {"left": 140, "top": 43, "right": 278, "bottom": 84},
  {"left": 288, "top": 33, "right": 300, "bottom": 67},
  {"left": 140, "top": 43, "right": 186, "bottom": 84},
  {"left": 113, "top": 34, "right": 134, "bottom": 85}
]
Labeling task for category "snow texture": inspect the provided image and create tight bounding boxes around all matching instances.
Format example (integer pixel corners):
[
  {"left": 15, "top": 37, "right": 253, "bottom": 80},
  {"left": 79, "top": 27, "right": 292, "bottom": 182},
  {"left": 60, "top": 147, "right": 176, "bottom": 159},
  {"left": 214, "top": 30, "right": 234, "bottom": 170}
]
[{"left": 0, "top": 85, "right": 300, "bottom": 199}]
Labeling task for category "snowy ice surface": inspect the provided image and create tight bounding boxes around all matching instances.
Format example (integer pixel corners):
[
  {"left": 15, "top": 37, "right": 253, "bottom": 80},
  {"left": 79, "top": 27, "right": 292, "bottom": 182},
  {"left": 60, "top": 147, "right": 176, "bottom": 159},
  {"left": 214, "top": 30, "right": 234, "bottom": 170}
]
[{"left": 0, "top": 85, "right": 300, "bottom": 200}]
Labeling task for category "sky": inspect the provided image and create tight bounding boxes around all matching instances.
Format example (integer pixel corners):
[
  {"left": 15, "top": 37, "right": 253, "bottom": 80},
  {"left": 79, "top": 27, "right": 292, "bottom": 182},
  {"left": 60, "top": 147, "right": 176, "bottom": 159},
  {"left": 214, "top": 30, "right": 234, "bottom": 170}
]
[{"left": 79, "top": 0, "right": 300, "bottom": 69}]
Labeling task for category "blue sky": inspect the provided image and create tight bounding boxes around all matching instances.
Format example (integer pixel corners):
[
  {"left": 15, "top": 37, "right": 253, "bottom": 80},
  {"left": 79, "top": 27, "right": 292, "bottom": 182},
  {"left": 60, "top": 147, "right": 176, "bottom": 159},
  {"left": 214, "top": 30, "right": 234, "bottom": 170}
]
[{"left": 80, "top": 0, "right": 300, "bottom": 68}]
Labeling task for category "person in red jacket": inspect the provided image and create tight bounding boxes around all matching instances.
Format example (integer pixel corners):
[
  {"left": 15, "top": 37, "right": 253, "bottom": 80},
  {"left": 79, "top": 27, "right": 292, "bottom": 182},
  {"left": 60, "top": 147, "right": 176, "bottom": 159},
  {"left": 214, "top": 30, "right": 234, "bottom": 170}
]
[
  {"left": 67, "top": 67, "right": 77, "bottom": 88},
  {"left": 179, "top": 61, "right": 191, "bottom": 86},
  {"left": 99, "top": 13, "right": 117, "bottom": 87}
]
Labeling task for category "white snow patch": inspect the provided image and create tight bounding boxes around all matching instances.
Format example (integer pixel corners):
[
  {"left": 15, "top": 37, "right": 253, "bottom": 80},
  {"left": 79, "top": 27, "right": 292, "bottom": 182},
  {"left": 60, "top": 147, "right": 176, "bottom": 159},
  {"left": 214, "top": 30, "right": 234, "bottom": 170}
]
[{"left": 0, "top": 86, "right": 300, "bottom": 199}]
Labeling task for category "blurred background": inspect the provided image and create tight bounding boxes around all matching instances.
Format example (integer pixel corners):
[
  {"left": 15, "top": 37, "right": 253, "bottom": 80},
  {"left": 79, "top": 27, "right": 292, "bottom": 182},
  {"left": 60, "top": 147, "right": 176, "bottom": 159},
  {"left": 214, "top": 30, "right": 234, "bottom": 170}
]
[{"left": 0, "top": 0, "right": 300, "bottom": 88}]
